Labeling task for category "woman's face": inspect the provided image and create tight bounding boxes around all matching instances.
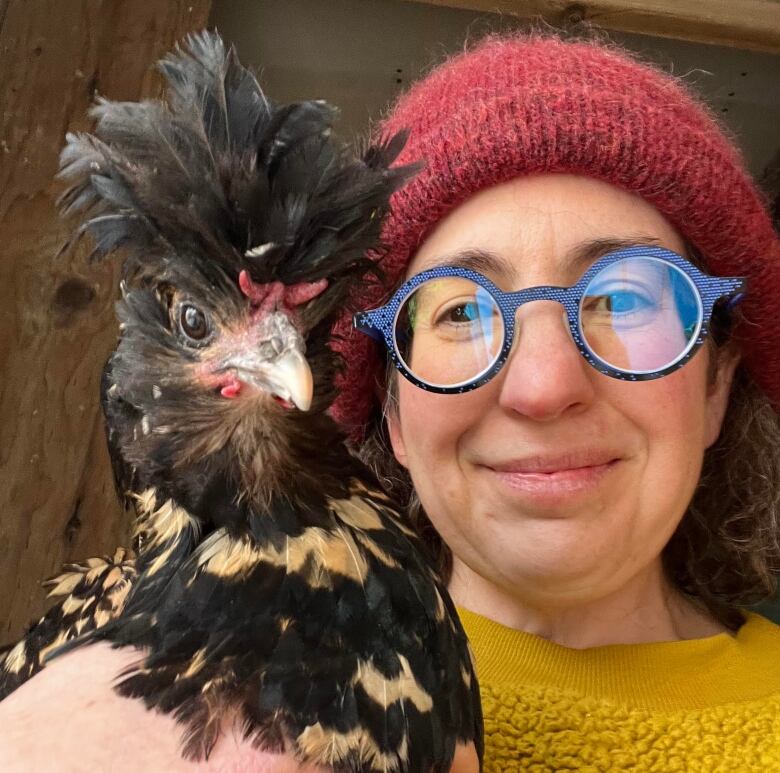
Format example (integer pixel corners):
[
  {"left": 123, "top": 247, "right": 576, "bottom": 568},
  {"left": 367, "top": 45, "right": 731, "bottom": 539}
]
[{"left": 387, "top": 175, "right": 737, "bottom": 609}]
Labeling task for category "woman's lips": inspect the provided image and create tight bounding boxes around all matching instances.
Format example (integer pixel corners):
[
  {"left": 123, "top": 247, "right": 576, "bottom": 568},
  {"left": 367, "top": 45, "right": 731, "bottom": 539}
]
[{"left": 481, "top": 452, "right": 622, "bottom": 503}]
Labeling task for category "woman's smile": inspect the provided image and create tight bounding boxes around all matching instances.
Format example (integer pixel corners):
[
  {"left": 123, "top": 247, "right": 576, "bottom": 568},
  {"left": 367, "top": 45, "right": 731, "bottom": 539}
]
[{"left": 477, "top": 452, "right": 622, "bottom": 508}]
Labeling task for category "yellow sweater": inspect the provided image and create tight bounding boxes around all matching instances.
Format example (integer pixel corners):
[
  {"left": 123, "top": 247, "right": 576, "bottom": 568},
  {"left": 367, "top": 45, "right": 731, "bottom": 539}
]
[{"left": 458, "top": 608, "right": 780, "bottom": 772}]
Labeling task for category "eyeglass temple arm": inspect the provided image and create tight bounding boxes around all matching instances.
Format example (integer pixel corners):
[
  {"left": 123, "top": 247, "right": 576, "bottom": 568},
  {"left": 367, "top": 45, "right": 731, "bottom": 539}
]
[
  {"left": 352, "top": 311, "right": 384, "bottom": 341},
  {"left": 723, "top": 277, "right": 748, "bottom": 311}
]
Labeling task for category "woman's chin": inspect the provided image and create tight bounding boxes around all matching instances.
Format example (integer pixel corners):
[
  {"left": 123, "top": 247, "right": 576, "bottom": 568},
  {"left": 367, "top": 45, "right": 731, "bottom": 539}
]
[{"left": 464, "top": 516, "right": 620, "bottom": 591}]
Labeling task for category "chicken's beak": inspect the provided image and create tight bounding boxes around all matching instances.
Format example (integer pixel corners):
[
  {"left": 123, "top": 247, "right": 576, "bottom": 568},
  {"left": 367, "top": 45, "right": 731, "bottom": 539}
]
[
  {"left": 266, "top": 347, "right": 313, "bottom": 411},
  {"left": 219, "top": 313, "right": 314, "bottom": 411}
]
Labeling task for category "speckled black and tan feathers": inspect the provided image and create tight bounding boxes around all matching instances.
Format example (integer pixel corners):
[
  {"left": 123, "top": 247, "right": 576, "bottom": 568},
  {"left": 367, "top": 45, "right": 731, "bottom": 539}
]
[
  {"left": 0, "top": 548, "right": 137, "bottom": 700},
  {"left": 3, "top": 31, "right": 482, "bottom": 772},
  {"left": 98, "top": 483, "right": 482, "bottom": 772}
]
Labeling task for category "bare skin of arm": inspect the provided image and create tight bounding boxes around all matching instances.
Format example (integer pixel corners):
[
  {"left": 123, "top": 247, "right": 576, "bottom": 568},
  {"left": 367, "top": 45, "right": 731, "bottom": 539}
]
[{"left": 0, "top": 643, "right": 478, "bottom": 773}]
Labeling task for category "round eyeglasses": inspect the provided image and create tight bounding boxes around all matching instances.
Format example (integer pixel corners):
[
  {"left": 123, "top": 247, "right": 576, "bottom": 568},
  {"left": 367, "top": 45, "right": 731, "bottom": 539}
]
[{"left": 352, "top": 246, "right": 746, "bottom": 394}]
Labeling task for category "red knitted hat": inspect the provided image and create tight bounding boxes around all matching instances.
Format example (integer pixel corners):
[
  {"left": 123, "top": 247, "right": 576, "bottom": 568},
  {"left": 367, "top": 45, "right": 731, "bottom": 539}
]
[{"left": 331, "top": 34, "right": 780, "bottom": 438}]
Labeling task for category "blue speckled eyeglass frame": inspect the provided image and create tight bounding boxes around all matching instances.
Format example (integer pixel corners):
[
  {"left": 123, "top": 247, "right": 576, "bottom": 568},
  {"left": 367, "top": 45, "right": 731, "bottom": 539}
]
[{"left": 353, "top": 245, "right": 747, "bottom": 394}]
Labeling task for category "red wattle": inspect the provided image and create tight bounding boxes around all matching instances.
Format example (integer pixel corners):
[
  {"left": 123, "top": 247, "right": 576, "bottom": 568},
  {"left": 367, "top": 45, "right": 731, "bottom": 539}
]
[{"left": 220, "top": 379, "right": 242, "bottom": 399}]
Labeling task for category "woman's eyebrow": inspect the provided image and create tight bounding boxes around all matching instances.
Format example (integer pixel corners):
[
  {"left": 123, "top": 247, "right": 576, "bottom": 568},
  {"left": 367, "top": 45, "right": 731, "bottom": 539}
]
[
  {"left": 419, "top": 248, "right": 515, "bottom": 277},
  {"left": 564, "top": 236, "right": 663, "bottom": 272}
]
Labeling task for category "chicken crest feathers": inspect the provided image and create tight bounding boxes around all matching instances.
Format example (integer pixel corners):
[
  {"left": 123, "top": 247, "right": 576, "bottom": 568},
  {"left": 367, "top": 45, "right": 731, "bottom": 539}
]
[{"left": 58, "top": 31, "right": 414, "bottom": 291}]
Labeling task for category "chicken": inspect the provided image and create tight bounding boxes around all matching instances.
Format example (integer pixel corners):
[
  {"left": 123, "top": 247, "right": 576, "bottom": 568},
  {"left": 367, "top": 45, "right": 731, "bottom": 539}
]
[{"left": 0, "top": 32, "right": 482, "bottom": 773}]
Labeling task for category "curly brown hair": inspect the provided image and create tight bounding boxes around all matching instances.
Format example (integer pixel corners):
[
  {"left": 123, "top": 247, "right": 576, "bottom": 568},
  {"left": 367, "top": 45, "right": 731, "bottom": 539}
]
[{"left": 357, "top": 297, "right": 780, "bottom": 632}]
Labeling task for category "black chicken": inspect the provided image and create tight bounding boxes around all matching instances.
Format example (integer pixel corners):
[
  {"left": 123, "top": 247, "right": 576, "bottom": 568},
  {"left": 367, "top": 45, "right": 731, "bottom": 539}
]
[{"left": 0, "top": 32, "right": 482, "bottom": 773}]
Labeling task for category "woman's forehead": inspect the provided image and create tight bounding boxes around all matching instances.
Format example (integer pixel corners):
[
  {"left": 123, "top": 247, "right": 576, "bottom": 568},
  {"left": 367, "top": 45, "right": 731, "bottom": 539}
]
[{"left": 409, "top": 175, "right": 687, "bottom": 285}]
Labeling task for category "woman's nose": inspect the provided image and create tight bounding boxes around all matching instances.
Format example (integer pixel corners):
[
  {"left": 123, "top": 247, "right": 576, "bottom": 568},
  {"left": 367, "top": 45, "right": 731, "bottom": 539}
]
[{"left": 497, "top": 302, "right": 596, "bottom": 420}]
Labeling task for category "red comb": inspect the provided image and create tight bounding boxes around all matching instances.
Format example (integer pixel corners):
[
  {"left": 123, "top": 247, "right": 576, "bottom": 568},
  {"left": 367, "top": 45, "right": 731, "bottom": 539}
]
[{"left": 239, "top": 270, "right": 328, "bottom": 316}]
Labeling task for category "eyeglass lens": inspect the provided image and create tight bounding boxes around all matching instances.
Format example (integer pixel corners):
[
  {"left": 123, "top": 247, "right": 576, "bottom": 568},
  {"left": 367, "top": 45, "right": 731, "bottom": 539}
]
[
  {"left": 393, "top": 257, "right": 702, "bottom": 387},
  {"left": 394, "top": 277, "right": 504, "bottom": 388},
  {"left": 579, "top": 257, "right": 700, "bottom": 373}
]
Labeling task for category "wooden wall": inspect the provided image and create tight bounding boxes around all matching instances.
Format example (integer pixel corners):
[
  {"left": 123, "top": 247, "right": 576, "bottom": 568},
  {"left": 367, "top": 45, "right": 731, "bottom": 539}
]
[
  {"left": 0, "top": 0, "right": 211, "bottom": 644},
  {"left": 404, "top": 0, "right": 780, "bottom": 53}
]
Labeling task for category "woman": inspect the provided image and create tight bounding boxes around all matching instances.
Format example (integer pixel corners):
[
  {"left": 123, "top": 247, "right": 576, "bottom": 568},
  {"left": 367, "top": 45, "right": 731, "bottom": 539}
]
[{"left": 333, "top": 33, "right": 780, "bottom": 770}]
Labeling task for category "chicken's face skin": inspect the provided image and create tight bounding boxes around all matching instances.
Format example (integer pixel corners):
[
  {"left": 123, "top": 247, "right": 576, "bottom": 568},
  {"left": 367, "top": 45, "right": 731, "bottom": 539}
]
[{"left": 104, "top": 256, "right": 352, "bottom": 522}]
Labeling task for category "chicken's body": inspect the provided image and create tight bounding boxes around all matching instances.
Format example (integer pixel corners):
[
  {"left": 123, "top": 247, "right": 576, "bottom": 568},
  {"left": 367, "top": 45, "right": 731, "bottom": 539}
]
[{"left": 0, "top": 32, "right": 482, "bottom": 772}]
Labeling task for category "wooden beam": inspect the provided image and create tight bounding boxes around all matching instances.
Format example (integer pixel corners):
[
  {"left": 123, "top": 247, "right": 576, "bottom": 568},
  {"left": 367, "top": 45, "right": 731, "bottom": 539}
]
[
  {"left": 0, "top": 0, "right": 211, "bottom": 644},
  {"left": 402, "top": 0, "right": 780, "bottom": 53}
]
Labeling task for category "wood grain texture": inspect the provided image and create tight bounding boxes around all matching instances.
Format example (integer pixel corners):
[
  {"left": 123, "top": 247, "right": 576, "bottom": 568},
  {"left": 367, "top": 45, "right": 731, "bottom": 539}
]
[
  {"left": 0, "top": 0, "right": 211, "bottom": 644},
  {"left": 403, "top": 0, "right": 780, "bottom": 52}
]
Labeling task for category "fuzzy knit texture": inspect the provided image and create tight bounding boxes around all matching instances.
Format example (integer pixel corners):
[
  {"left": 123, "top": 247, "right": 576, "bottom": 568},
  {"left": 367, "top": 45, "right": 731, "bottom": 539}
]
[
  {"left": 330, "top": 35, "right": 780, "bottom": 438},
  {"left": 457, "top": 607, "right": 780, "bottom": 772}
]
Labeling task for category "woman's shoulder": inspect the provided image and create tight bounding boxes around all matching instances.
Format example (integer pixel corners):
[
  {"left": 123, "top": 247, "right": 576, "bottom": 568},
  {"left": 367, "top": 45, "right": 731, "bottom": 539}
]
[
  {"left": 734, "top": 611, "right": 780, "bottom": 661},
  {"left": 734, "top": 611, "right": 780, "bottom": 680},
  {"left": 740, "top": 609, "right": 780, "bottom": 638},
  {"left": 0, "top": 642, "right": 326, "bottom": 772}
]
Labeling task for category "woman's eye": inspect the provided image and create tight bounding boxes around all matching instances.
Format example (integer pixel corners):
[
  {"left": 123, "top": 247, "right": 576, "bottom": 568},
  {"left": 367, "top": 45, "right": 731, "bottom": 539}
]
[
  {"left": 588, "top": 291, "right": 649, "bottom": 314},
  {"left": 440, "top": 301, "right": 480, "bottom": 324},
  {"left": 178, "top": 303, "right": 211, "bottom": 342}
]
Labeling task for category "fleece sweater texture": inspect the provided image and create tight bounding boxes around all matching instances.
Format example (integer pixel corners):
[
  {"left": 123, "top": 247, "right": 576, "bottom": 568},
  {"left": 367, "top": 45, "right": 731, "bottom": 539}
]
[{"left": 458, "top": 608, "right": 780, "bottom": 772}]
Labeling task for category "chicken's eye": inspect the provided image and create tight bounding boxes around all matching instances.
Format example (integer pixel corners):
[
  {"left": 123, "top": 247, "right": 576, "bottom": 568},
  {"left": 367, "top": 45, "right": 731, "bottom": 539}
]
[{"left": 178, "top": 303, "right": 212, "bottom": 344}]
